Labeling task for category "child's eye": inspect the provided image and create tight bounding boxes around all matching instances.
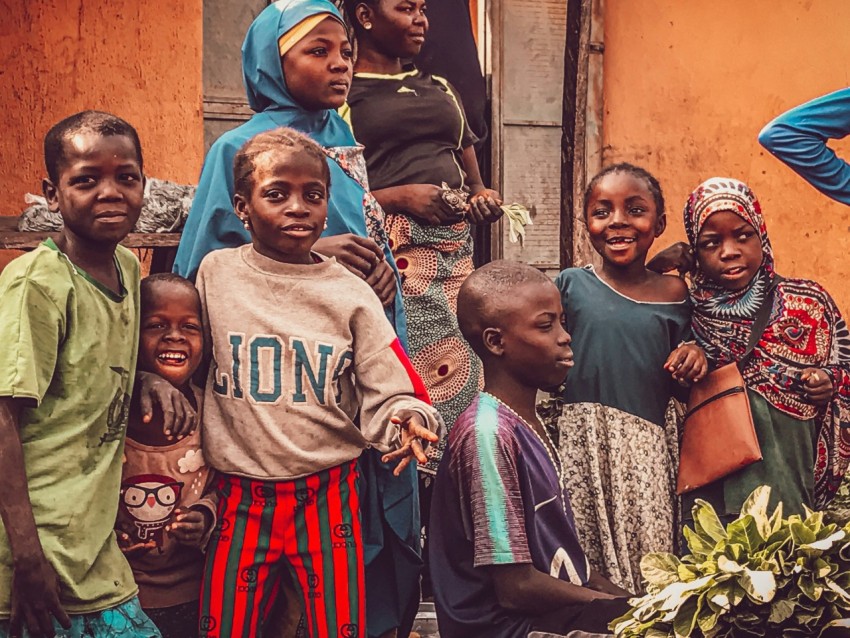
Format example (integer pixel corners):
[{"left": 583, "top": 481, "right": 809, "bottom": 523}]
[
  {"left": 629, "top": 207, "right": 645, "bottom": 215},
  {"left": 265, "top": 189, "right": 284, "bottom": 201},
  {"left": 342, "top": 48, "right": 354, "bottom": 59},
  {"left": 120, "top": 173, "right": 139, "bottom": 182},
  {"left": 306, "top": 190, "right": 326, "bottom": 202},
  {"left": 144, "top": 322, "right": 165, "bottom": 330},
  {"left": 183, "top": 323, "right": 201, "bottom": 332},
  {"left": 309, "top": 47, "right": 327, "bottom": 56},
  {"left": 70, "top": 176, "right": 96, "bottom": 186},
  {"left": 591, "top": 208, "right": 609, "bottom": 218},
  {"left": 698, "top": 239, "right": 718, "bottom": 250},
  {"left": 739, "top": 231, "right": 756, "bottom": 241}
]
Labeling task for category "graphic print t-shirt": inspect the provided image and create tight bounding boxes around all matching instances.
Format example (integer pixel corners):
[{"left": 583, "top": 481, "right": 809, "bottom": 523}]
[
  {"left": 118, "top": 416, "right": 216, "bottom": 608},
  {"left": 429, "top": 393, "right": 590, "bottom": 638},
  {"left": 0, "top": 240, "right": 140, "bottom": 616}
]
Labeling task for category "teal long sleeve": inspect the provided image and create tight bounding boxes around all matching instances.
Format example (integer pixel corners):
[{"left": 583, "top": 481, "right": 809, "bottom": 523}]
[{"left": 758, "top": 88, "right": 850, "bottom": 206}]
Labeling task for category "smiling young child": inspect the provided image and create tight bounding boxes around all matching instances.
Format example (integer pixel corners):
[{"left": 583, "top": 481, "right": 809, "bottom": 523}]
[
  {"left": 195, "top": 127, "right": 441, "bottom": 638},
  {"left": 553, "top": 163, "right": 707, "bottom": 592},
  {"left": 429, "top": 260, "right": 631, "bottom": 638},
  {"left": 116, "top": 274, "right": 217, "bottom": 638},
  {"left": 682, "top": 177, "right": 850, "bottom": 524},
  {"left": 0, "top": 111, "right": 164, "bottom": 638}
]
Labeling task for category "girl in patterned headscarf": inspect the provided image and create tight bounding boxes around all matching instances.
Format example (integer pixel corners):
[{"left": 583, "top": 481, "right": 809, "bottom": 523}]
[{"left": 683, "top": 176, "right": 850, "bottom": 525}]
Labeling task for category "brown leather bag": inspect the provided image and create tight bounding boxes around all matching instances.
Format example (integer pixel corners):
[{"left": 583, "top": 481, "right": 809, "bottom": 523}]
[
  {"left": 676, "top": 277, "right": 782, "bottom": 495},
  {"left": 676, "top": 362, "right": 760, "bottom": 494}
]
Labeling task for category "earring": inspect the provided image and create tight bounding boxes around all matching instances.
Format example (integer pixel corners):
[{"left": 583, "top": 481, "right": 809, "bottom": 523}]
[
  {"left": 363, "top": 22, "right": 372, "bottom": 30},
  {"left": 323, "top": 220, "right": 328, "bottom": 230},
  {"left": 242, "top": 217, "right": 250, "bottom": 230}
]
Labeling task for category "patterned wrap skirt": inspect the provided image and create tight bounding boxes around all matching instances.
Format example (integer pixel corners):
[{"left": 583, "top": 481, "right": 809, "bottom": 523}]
[{"left": 385, "top": 213, "right": 482, "bottom": 473}]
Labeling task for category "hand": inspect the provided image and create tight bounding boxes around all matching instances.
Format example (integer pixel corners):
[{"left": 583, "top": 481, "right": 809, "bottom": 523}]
[
  {"left": 400, "top": 184, "right": 466, "bottom": 226},
  {"left": 136, "top": 371, "right": 197, "bottom": 439},
  {"left": 166, "top": 507, "right": 212, "bottom": 548},
  {"left": 9, "top": 552, "right": 71, "bottom": 638},
  {"left": 801, "top": 368, "right": 834, "bottom": 406},
  {"left": 664, "top": 343, "right": 708, "bottom": 385},
  {"left": 647, "top": 242, "right": 695, "bottom": 276},
  {"left": 467, "top": 189, "right": 504, "bottom": 224},
  {"left": 116, "top": 530, "right": 156, "bottom": 557},
  {"left": 381, "top": 409, "right": 440, "bottom": 476},
  {"left": 313, "top": 234, "right": 383, "bottom": 280},
  {"left": 365, "top": 259, "right": 398, "bottom": 307}
]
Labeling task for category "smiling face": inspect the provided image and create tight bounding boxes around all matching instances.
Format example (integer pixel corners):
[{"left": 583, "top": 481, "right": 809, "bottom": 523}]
[
  {"left": 281, "top": 17, "right": 353, "bottom": 111},
  {"left": 43, "top": 132, "right": 144, "bottom": 247},
  {"left": 235, "top": 147, "right": 329, "bottom": 264},
  {"left": 356, "top": 0, "right": 429, "bottom": 58},
  {"left": 138, "top": 281, "right": 203, "bottom": 388},
  {"left": 491, "top": 281, "right": 574, "bottom": 390},
  {"left": 695, "top": 210, "right": 764, "bottom": 291},
  {"left": 585, "top": 171, "right": 666, "bottom": 268}
]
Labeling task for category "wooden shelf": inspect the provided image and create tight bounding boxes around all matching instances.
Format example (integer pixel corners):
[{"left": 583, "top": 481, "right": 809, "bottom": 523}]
[
  {"left": 0, "top": 216, "right": 181, "bottom": 272},
  {"left": 0, "top": 216, "right": 181, "bottom": 250}
]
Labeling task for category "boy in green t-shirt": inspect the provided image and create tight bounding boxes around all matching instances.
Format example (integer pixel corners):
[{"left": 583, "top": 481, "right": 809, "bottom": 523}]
[{"left": 0, "top": 111, "right": 194, "bottom": 638}]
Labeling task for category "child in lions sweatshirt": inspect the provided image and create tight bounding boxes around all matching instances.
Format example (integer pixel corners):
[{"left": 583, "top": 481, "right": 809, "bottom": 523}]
[{"left": 195, "top": 127, "right": 442, "bottom": 638}]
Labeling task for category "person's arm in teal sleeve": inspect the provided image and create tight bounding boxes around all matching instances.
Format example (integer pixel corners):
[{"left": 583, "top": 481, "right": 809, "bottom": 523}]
[
  {"left": 173, "top": 136, "right": 250, "bottom": 282},
  {"left": 758, "top": 88, "right": 850, "bottom": 206}
]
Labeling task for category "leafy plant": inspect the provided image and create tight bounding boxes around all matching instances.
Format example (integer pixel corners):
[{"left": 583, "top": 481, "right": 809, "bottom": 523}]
[{"left": 611, "top": 487, "right": 850, "bottom": 637}]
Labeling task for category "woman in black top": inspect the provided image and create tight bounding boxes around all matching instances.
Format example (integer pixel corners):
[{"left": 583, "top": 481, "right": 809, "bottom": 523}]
[{"left": 344, "top": 0, "right": 503, "bottom": 469}]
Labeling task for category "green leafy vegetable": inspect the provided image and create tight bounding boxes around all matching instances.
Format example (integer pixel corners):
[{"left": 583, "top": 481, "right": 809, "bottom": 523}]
[{"left": 611, "top": 487, "right": 850, "bottom": 637}]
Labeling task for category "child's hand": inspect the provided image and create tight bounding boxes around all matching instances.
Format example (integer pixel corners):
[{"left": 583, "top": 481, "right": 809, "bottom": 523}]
[
  {"left": 665, "top": 343, "right": 708, "bottom": 385},
  {"left": 117, "top": 530, "right": 156, "bottom": 557},
  {"left": 801, "top": 368, "right": 834, "bottom": 406},
  {"left": 166, "top": 507, "right": 212, "bottom": 548},
  {"left": 136, "top": 370, "right": 197, "bottom": 439},
  {"left": 381, "top": 409, "right": 440, "bottom": 476},
  {"left": 365, "top": 259, "right": 398, "bottom": 307},
  {"left": 647, "top": 242, "right": 695, "bottom": 277},
  {"left": 9, "top": 551, "right": 71, "bottom": 637}
]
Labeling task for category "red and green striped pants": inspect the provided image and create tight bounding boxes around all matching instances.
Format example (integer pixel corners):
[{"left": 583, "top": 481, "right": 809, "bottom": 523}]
[{"left": 199, "top": 461, "right": 365, "bottom": 638}]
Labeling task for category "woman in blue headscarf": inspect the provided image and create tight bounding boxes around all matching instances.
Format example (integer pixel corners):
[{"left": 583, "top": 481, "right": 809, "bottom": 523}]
[{"left": 176, "top": 2, "right": 422, "bottom": 636}]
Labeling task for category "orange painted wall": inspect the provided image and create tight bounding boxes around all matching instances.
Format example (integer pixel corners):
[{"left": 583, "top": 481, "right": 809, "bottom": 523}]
[
  {"left": 0, "top": 0, "right": 204, "bottom": 269},
  {"left": 602, "top": 0, "right": 850, "bottom": 312}
]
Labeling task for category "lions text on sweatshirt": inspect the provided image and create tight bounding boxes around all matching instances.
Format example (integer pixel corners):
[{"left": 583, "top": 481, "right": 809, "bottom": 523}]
[{"left": 196, "top": 245, "right": 442, "bottom": 480}]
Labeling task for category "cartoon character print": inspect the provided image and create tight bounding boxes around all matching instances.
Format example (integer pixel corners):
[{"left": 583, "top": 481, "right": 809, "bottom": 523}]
[{"left": 120, "top": 473, "right": 184, "bottom": 548}]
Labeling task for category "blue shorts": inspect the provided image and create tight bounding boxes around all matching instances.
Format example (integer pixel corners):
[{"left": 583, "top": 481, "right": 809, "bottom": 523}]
[{"left": 0, "top": 596, "right": 161, "bottom": 638}]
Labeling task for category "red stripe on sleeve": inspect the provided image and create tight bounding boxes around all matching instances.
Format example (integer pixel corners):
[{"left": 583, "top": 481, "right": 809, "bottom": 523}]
[{"left": 390, "top": 338, "right": 432, "bottom": 405}]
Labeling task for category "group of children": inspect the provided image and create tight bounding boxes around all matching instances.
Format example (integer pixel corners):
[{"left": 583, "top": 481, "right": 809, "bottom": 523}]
[{"left": 2, "top": 6, "right": 850, "bottom": 638}]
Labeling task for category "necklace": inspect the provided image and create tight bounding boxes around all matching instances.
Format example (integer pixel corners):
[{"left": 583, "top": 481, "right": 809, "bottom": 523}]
[{"left": 481, "top": 391, "right": 565, "bottom": 496}]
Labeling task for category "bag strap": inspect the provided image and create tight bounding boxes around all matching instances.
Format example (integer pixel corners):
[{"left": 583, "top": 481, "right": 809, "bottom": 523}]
[{"left": 739, "top": 275, "right": 784, "bottom": 368}]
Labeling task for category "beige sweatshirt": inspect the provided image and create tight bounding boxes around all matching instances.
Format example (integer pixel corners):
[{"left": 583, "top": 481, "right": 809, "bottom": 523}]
[{"left": 196, "top": 245, "right": 442, "bottom": 480}]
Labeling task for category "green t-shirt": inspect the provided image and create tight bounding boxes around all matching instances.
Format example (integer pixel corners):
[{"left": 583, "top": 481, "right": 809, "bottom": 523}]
[{"left": 0, "top": 239, "right": 140, "bottom": 616}]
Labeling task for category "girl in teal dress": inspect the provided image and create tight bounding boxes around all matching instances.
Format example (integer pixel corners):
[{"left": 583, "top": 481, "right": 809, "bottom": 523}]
[
  {"left": 555, "top": 163, "right": 707, "bottom": 593},
  {"left": 682, "top": 177, "right": 850, "bottom": 525}
]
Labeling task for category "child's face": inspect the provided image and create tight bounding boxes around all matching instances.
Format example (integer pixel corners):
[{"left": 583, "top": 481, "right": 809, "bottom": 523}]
[
  {"left": 236, "top": 148, "right": 329, "bottom": 264},
  {"left": 139, "top": 283, "right": 203, "bottom": 388},
  {"left": 43, "top": 132, "right": 144, "bottom": 247},
  {"left": 493, "top": 281, "right": 573, "bottom": 390},
  {"left": 695, "top": 211, "right": 763, "bottom": 291},
  {"left": 282, "top": 18, "right": 353, "bottom": 111},
  {"left": 586, "top": 172, "right": 665, "bottom": 268}
]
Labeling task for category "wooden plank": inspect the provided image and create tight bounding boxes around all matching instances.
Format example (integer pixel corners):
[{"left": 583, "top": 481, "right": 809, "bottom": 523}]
[{"left": 0, "top": 230, "right": 181, "bottom": 251}]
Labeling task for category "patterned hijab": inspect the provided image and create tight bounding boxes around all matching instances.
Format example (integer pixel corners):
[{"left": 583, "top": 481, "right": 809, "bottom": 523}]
[{"left": 685, "top": 177, "right": 850, "bottom": 507}]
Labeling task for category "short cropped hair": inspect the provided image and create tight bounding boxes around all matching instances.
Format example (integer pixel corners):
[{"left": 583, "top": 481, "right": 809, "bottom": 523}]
[
  {"left": 583, "top": 162, "right": 665, "bottom": 218},
  {"left": 232, "top": 127, "right": 331, "bottom": 200},
  {"left": 44, "top": 110, "right": 143, "bottom": 183},
  {"left": 140, "top": 273, "right": 201, "bottom": 315},
  {"left": 457, "top": 260, "right": 552, "bottom": 357}
]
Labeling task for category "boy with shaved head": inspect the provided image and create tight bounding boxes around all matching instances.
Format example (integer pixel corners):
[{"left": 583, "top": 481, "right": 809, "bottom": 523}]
[{"left": 429, "top": 260, "right": 631, "bottom": 638}]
